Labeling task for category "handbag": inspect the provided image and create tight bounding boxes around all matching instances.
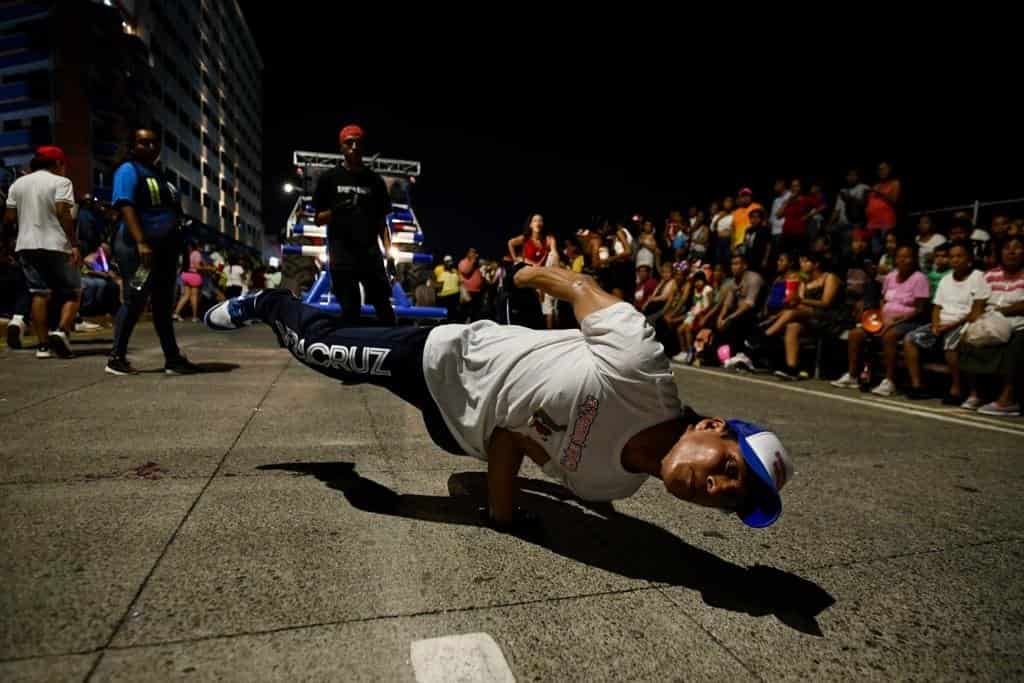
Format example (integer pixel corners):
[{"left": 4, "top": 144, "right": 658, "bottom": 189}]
[{"left": 964, "top": 311, "right": 1012, "bottom": 347}]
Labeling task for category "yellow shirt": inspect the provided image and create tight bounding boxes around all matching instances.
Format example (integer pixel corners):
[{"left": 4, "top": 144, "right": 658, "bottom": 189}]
[
  {"left": 439, "top": 270, "right": 461, "bottom": 297},
  {"left": 571, "top": 255, "right": 584, "bottom": 273},
  {"left": 434, "top": 264, "right": 446, "bottom": 283},
  {"left": 731, "top": 202, "right": 764, "bottom": 248}
]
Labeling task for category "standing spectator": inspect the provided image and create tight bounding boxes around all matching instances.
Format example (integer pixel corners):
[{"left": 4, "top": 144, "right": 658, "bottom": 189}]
[
  {"left": 414, "top": 274, "right": 437, "bottom": 307},
  {"left": 866, "top": 161, "right": 902, "bottom": 250},
  {"left": 633, "top": 264, "right": 658, "bottom": 311},
  {"left": 610, "top": 221, "right": 635, "bottom": 301},
  {"left": 689, "top": 214, "right": 710, "bottom": 262},
  {"left": 730, "top": 188, "right": 764, "bottom": 252},
  {"left": 740, "top": 209, "right": 772, "bottom": 275},
  {"left": 173, "top": 241, "right": 203, "bottom": 322},
  {"left": 107, "top": 129, "right": 199, "bottom": 375},
  {"left": 312, "top": 124, "right": 395, "bottom": 326},
  {"left": 75, "top": 193, "right": 105, "bottom": 256},
  {"left": 716, "top": 253, "right": 765, "bottom": 370},
  {"left": 989, "top": 214, "right": 1011, "bottom": 243},
  {"left": 564, "top": 239, "right": 584, "bottom": 273},
  {"left": 904, "top": 241, "right": 989, "bottom": 402},
  {"left": 769, "top": 179, "right": 790, "bottom": 254},
  {"left": 832, "top": 244, "right": 929, "bottom": 395},
  {"left": 829, "top": 168, "right": 870, "bottom": 253},
  {"left": 437, "top": 255, "right": 461, "bottom": 320},
  {"left": 806, "top": 181, "right": 829, "bottom": 243},
  {"left": 224, "top": 255, "right": 245, "bottom": 298},
  {"left": 541, "top": 237, "right": 561, "bottom": 328},
  {"left": 711, "top": 197, "right": 735, "bottom": 266},
  {"left": 508, "top": 213, "right": 548, "bottom": 266},
  {"left": 635, "top": 220, "right": 659, "bottom": 271},
  {"left": 960, "top": 236, "right": 1024, "bottom": 416},
  {"left": 664, "top": 210, "right": 684, "bottom": 254},
  {"left": 4, "top": 146, "right": 80, "bottom": 358},
  {"left": 458, "top": 247, "right": 484, "bottom": 322},
  {"left": 914, "top": 214, "right": 946, "bottom": 271},
  {"left": 266, "top": 259, "right": 283, "bottom": 289},
  {"left": 776, "top": 179, "right": 817, "bottom": 256}
]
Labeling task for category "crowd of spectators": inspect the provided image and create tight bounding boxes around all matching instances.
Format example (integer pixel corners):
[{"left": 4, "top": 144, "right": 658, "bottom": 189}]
[{"left": 420, "top": 162, "right": 1023, "bottom": 417}]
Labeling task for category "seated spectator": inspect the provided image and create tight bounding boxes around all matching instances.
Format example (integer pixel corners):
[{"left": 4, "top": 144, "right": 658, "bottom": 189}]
[
  {"left": 80, "top": 242, "right": 121, "bottom": 318},
  {"left": 671, "top": 269, "right": 714, "bottom": 364},
  {"left": 642, "top": 262, "right": 679, "bottom": 320},
  {"left": 655, "top": 263, "right": 690, "bottom": 357},
  {"left": 763, "top": 252, "right": 802, "bottom": 317},
  {"left": 832, "top": 244, "right": 929, "bottom": 395},
  {"left": 959, "top": 235, "right": 1024, "bottom": 416},
  {"left": 875, "top": 231, "right": 900, "bottom": 286},
  {"left": 633, "top": 264, "right": 658, "bottom": 311},
  {"left": 915, "top": 214, "right": 946, "bottom": 271},
  {"left": 741, "top": 209, "right": 772, "bottom": 275},
  {"left": 903, "top": 241, "right": 989, "bottom": 402},
  {"left": 762, "top": 252, "right": 842, "bottom": 380},
  {"left": 610, "top": 222, "right": 636, "bottom": 301},
  {"left": 926, "top": 242, "right": 951, "bottom": 299},
  {"left": 1009, "top": 218, "right": 1022, "bottom": 237},
  {"left": 564, "top": 239, "right": 585, "bottom": 273},
  {"left": 839, "top": 229, "right": 878, "bottom": 317},
  {"left": 716, "top": 253, "right": 765, "bottom": 370}
]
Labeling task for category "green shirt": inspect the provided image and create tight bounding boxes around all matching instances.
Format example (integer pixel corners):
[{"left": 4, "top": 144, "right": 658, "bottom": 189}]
[{"left": 927, "top": 268, "right": 947, "bottom": 300}]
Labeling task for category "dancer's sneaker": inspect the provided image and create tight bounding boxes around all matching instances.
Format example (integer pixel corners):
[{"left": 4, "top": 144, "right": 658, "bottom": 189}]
[{"left": 204, "top": 290, "right": 263, "bottom": 331}]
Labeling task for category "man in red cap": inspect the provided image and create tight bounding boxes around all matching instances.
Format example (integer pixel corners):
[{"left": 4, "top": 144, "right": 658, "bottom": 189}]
[
  {"left": 311, "top": 124, "right": 396, "bottom": 325},
  {"left": 3, "top": 146, "right": 81, "bottom": 358}
]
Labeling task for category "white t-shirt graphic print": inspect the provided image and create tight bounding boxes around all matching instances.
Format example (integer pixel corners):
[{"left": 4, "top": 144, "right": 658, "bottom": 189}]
[{"left": 423, "top": 303, "right": 682, "bottom": 501}]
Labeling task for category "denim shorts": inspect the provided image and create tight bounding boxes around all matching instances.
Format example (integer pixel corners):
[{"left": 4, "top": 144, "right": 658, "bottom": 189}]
[{"left": 18, "top": 250, "right": 82, "bottom": 295}]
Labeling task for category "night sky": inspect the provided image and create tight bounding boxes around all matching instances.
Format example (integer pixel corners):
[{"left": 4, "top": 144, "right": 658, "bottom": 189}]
[{"left": 238, "top": 6, "right": 1016, "bottom": 260}]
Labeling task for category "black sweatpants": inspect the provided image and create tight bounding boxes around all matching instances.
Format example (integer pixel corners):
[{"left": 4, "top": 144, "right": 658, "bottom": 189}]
[{"left": 256, "top": 290, "right": 464, "bottom": 455}]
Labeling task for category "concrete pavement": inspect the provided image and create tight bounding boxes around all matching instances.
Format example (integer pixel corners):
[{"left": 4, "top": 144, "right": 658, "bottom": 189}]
[{"left": 1, "top": 322, "right": 1022, "bottom": 681}]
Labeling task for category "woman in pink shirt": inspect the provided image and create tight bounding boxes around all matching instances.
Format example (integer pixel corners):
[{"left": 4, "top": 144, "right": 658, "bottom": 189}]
[
  {"left": 174, "top": 243, "right": 204, "bottom": 322},
  {"left": 832, "top": 243, "right": 929, "bottom": 395}
]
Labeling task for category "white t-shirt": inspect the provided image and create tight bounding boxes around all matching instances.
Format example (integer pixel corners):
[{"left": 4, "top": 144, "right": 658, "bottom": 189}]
[
  {"left": 423, "top": 302, "right": 682, "bottom": 501},
  {"left": 6, "top": 170, "right": 75, "bottom": 252},
  {"left": 226, "top": 264, "right": 245, "bottom": 288},
  {"left": 916, "top": 234, "right": 946, "bottom": 271},
  {"left": 770, "top": 192, "right": 790, "bottom": 236},
  {"left": 712, "top": 213, "right": 734, "bottom": 239},
  {"left": 985, "top": 267, "right": 1024, "bottom": 330},
  {"left": 934, "top": 270, "right": 991, "bottom": 324}
]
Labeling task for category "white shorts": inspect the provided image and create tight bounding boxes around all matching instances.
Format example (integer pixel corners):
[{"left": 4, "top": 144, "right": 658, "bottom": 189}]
[{"left": 542, "top": 294, "right": 556, "bottom": 315}]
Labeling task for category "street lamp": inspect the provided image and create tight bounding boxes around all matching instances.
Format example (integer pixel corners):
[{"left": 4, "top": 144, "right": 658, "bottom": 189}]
[{"left": 283, "top": 182, "right": 297, "bottom": 194}]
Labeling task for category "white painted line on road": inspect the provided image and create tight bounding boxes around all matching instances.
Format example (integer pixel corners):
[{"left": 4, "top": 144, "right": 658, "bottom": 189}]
[
  {"left": 676, "top": 365, "right": 1024, "bottom": 438},
  {"left": 411, "top": 633, "right": 516, "bottom": 683}
]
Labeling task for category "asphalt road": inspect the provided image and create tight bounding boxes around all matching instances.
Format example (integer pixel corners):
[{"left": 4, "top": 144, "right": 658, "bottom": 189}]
[{"left": 1, "top": 322, "right": 1021, "bottom": 682}]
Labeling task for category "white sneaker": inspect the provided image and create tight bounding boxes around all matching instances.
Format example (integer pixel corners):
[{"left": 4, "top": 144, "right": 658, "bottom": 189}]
[
  {"left": 74, "top": 320, "right": 102, "bottom": 332},
  {"left": 977, "top": 401, "right": 1021, "bottom": 417},
  {"left": 47, "top": 331, "right": 74, "bottom": 358},
  {"left": 960, "top": 396, "right": 982, "bottom": 411},
  {"left": 671, "top": 351, "right": 690, "bottom": 364},
  {"left": 731, "top": 352, "right": 754, "bottom": 371},
  {"left": 871, "top": 379, "right": 895, "bottom": 397},
  {"left": 831, "top": 372, "right": 858, "bottom": 389},
  {"left": 36, "top": 346, "right": 52, "bottom": 359}
]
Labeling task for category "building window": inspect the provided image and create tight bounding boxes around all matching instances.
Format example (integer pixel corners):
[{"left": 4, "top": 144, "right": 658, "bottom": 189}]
[
  {"left": 164, "top": 131, "right": 178, "bottom": 154},
  {"left": 163, "top": 91, "right": 176, "bottom": 114},
  {"left": 191, "top": 184, "right": 201, "bottom": 200},
  {"left": 202, "top": 193, "right": 212, "bottom": 209}
]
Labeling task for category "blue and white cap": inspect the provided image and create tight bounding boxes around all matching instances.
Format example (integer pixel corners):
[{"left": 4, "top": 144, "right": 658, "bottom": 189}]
[{"left": 726, "top": 420, "right": 794, "bottom": 528}]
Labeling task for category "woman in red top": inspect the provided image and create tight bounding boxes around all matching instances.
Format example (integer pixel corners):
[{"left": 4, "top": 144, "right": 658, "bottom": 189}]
[
  {"left": 865, "top": 161, "right": 901, "bottom": 254},
  {"left": 775, "top": 178, "right": 817, "bottom": 256},
  {"left": 508, "top": 213, "right": 549, "bottom": 266}
]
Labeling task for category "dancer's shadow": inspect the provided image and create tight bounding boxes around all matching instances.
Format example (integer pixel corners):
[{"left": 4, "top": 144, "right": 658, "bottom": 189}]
[{"left": 259, "top": 461, "right": 835, "bottom": 636}]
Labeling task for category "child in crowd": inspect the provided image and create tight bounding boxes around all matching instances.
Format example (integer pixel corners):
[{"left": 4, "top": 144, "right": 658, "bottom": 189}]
[
  {"left": 926, "top": 242, "right": 951, "bottom": 300},
  {"left": 672, "top": 270, "right": 714, "bottom": 364}
]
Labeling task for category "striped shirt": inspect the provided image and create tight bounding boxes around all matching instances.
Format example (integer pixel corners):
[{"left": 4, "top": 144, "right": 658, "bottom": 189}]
[{"left": 985, "top": 267, "right": 1024, "bottom": 328}]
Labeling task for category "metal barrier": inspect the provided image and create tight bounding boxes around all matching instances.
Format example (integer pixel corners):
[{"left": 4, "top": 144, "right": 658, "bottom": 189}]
[{"left": 908, "top": 197, "right": 1024, "bottom": 225}]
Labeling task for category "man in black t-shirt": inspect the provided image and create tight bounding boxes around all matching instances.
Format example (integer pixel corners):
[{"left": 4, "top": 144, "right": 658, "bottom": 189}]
[{"left": 312, "top": 125, "right": 396, "bottom": 325}]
